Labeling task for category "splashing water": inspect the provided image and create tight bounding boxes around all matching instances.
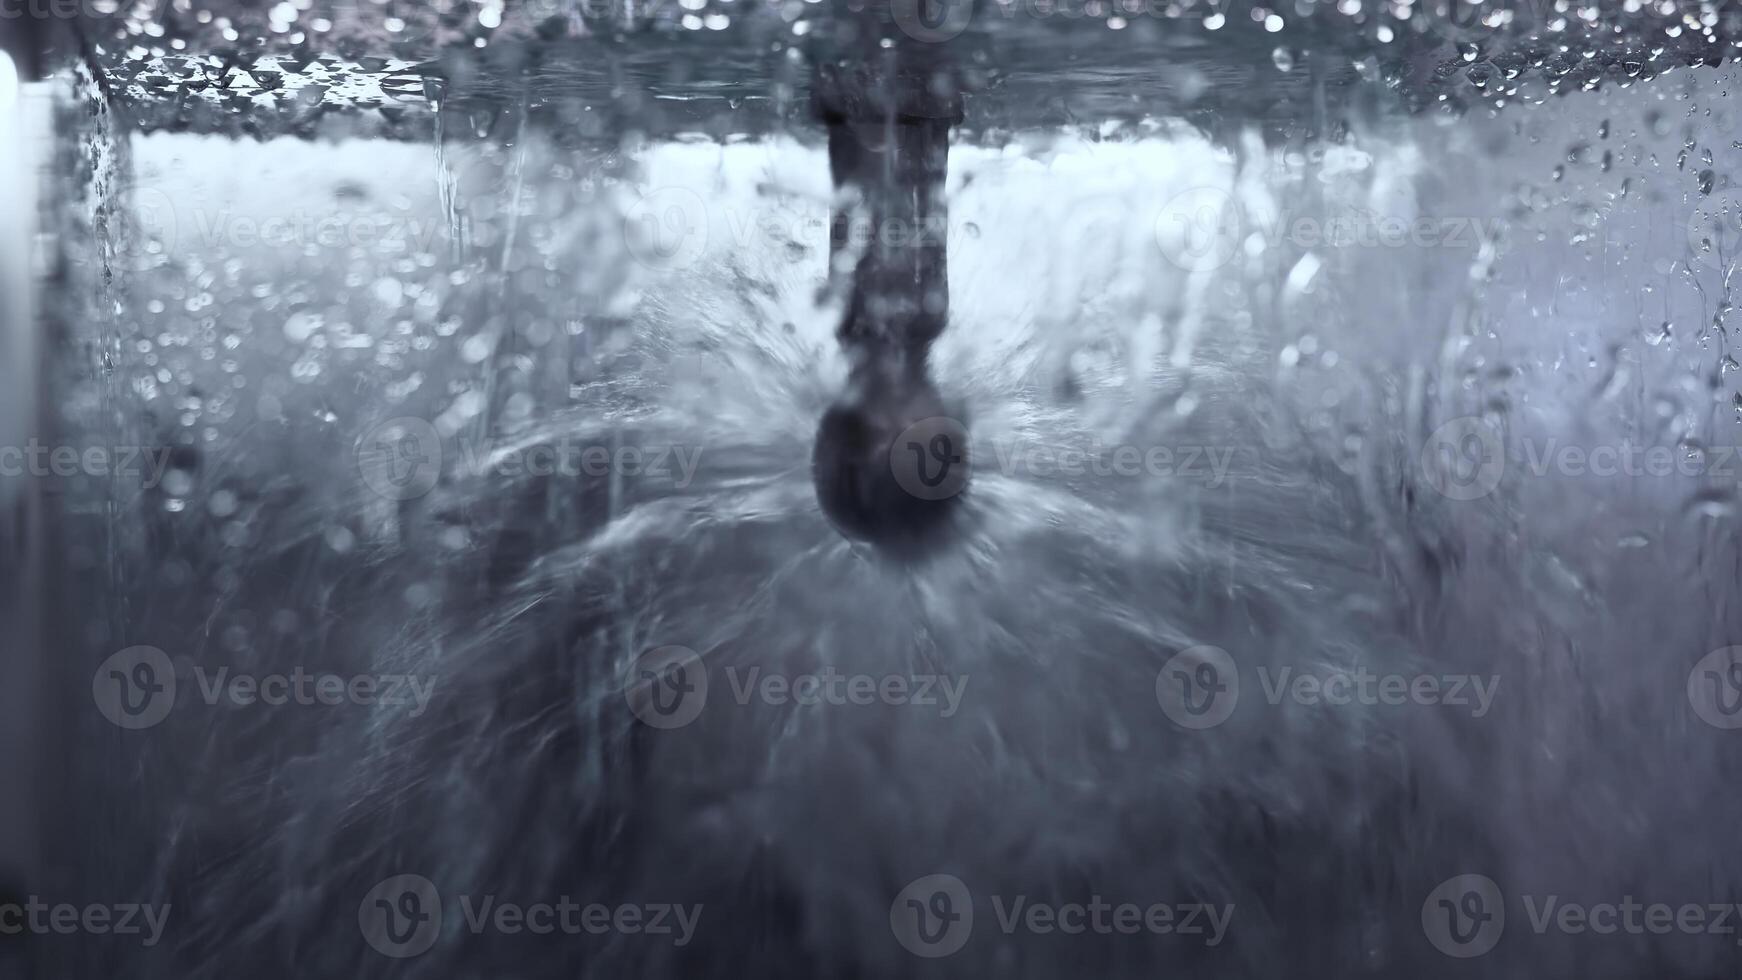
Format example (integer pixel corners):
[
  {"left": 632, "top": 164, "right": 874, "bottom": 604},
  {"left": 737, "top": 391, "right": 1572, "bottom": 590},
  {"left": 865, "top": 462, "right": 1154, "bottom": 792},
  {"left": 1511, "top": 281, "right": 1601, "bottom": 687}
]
[{"left": 28, "top": 6, "right": 1742, "bottom": 980}]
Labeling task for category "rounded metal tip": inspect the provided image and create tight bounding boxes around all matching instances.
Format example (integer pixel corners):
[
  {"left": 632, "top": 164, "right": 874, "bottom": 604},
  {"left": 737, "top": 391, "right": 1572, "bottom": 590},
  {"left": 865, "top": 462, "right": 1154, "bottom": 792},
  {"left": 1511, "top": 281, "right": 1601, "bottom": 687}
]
[{"left": 811, "top": 379, "right": 969, "bottom": 555}]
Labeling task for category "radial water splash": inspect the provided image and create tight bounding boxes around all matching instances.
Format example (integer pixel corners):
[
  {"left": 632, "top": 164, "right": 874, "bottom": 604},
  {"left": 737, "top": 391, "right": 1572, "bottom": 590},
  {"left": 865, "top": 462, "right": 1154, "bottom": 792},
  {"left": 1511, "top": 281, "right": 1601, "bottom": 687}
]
[{"left": 26, "top": 5, "right": 1742, "bottom": 980}]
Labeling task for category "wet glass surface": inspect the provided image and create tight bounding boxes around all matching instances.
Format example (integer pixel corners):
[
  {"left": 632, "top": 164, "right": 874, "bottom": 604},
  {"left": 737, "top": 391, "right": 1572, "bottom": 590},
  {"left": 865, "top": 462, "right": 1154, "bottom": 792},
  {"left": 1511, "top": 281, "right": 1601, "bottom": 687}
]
[{"left": 15, "top": 3, "right": 1742, "bottom": 978}]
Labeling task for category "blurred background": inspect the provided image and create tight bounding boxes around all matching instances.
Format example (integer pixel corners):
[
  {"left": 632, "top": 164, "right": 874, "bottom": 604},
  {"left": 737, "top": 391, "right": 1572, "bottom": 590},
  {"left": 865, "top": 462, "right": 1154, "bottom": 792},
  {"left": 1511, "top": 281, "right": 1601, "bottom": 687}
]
[{"left": 9, "top": 2, "right": 1742, "bottom": 978}]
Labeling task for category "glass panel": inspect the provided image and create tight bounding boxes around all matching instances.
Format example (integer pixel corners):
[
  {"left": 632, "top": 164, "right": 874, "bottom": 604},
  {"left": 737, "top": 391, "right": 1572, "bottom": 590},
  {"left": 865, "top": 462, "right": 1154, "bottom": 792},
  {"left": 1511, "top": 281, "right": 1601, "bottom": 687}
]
[{"left": 14, "top": 3, "right": 1742, "bottom": 977}]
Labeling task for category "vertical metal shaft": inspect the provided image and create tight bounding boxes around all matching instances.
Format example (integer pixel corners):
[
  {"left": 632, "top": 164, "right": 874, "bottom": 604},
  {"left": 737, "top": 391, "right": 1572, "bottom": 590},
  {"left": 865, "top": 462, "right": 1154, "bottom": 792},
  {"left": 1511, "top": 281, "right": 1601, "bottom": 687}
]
[
  {"left": 807, "top": 9, "right": 972, "bottom": 552},
  {"left": 813, "top": 8, "right": 963, "bottom": 383}
]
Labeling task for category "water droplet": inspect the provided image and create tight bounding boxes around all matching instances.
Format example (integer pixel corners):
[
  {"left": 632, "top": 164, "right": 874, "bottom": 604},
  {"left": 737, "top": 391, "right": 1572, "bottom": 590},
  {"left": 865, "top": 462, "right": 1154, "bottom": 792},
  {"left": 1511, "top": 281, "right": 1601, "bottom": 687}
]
[
  {"left": 283, "top": 312, "right": 321, "bottom": 343},
  {"left": 1685, "top": 487, "right": 1737, "bottom": 520},
  {"left": 208, "top": 489, "right": 238, "bottom": 517},
  {"left": 161, "top": 467, "right": 195, "bottom": 496},
  {"left": 325, "top": 525, "right": 356, "bottom": 553},
  {"left": 460, "top": 334, "right": 494, "bottom": 363}
]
